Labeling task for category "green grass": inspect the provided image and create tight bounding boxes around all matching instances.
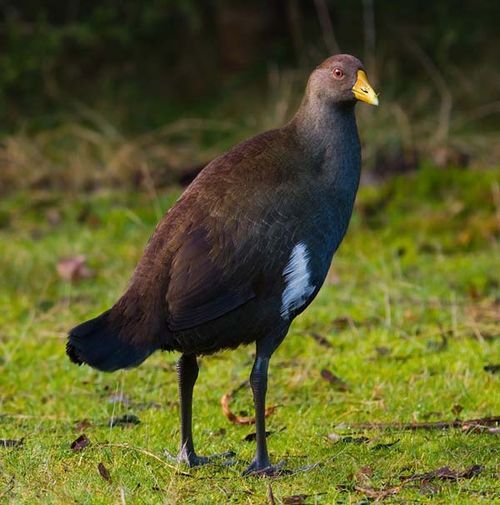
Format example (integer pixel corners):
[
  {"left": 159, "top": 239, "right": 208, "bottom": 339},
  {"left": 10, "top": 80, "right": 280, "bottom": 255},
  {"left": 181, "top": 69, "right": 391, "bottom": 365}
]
[{"left": 0, "top": 168, "right": 499, "bottom": 504}]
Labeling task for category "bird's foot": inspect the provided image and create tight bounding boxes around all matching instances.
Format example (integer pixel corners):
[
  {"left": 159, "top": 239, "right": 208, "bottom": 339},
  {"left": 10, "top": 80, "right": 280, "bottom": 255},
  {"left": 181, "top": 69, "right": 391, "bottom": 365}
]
[
  {"left": 165, "top": 449, "right": 236, "bottom": 468},
  {"left": 242, "top": 459, "right": 288, "bottom": 477}
]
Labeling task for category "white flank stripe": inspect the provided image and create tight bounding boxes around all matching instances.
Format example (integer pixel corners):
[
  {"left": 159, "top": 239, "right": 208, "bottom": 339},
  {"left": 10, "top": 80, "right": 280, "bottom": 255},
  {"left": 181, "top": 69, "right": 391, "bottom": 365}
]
[{"left": 281, "top": 242, "right": 315, "bottom": 319}]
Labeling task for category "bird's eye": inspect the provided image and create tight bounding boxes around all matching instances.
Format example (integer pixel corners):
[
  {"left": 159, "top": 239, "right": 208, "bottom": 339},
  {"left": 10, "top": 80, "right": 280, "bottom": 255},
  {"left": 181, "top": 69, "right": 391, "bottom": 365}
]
[{"left": 332, "top": 68, "right": 344, "bottom": 80}]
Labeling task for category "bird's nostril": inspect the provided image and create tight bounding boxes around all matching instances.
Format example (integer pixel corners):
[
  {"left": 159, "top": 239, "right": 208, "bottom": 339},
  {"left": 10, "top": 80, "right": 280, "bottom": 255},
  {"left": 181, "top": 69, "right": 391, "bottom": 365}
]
[{"left": 361, "top": 88, "right": 368, "bottom": 93}]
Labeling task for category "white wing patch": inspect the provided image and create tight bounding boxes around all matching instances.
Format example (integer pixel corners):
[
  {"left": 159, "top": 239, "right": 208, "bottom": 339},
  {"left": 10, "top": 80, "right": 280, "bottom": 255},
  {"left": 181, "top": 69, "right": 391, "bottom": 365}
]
[{"left": 281, "top": 242, "right": 315, "bottom": 319}]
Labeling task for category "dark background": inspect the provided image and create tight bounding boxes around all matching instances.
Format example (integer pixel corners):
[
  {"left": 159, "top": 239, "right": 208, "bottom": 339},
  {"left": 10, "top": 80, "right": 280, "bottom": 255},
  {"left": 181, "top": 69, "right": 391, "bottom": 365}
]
[{"left": 1, "top": 1, "right": 499, "bottom": 192}]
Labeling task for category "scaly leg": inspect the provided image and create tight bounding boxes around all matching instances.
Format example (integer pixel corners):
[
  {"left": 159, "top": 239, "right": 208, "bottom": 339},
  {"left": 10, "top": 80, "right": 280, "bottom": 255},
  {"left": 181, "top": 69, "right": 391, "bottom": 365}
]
[
  {"left": 175, "top": 354, "right": 234, "bottom": 467},
  {"left": 243, "top": 338, "right": 284, "bottom": 476}
]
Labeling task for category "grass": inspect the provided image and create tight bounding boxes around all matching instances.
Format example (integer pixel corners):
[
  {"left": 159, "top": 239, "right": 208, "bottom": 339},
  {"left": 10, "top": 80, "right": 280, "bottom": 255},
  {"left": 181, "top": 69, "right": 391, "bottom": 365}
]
[{"left": 0, "top": 167, "right": 498, "bottom": 503}]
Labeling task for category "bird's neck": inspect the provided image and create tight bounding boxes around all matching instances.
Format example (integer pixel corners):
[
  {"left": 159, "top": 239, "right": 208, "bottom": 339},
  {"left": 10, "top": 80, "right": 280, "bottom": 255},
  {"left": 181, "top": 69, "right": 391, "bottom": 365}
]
[
  {"left": 288, "top": 94, "right": 361, "bottom": 197},
  {"left": 290, "top": 93, "right": 359, "bottom": 160},
  {"left": 288, "top": 93, "right": 362, "bottom": 248}
]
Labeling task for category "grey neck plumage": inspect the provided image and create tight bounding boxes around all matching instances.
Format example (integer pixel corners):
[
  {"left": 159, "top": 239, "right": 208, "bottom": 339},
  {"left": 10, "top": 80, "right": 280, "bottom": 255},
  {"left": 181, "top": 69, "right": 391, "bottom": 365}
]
[
  {"left": 287, "top": 92, "right": 362, "bottom": 252},
  {"left": 290, "top": 92, "right": 361, "bottom": 186}
]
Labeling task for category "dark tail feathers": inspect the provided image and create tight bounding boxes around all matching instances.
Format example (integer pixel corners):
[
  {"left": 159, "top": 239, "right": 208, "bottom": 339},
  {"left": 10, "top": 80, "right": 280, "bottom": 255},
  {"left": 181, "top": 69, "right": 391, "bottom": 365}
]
[{"left": 67, "top": 310, "right": 156, "bottom": 372}]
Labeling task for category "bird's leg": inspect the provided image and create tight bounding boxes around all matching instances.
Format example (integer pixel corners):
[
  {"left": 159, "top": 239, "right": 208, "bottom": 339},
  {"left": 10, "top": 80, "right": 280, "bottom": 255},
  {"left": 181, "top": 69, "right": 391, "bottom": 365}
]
[
  {"left": 243, "top": 341, "right": 283, "bottom": 476},
  {"left": 174, "top": 353, "right": 234, "bottom": 467},
  {"left": 175, "top": 353, "right": 208, "bottom": 466}
]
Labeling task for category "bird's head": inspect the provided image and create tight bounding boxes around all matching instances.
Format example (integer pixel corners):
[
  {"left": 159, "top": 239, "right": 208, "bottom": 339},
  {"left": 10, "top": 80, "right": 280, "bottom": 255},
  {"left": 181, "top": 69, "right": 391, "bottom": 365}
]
[{"left": 308, "top": 54, "right": 379, "bottom": 107}]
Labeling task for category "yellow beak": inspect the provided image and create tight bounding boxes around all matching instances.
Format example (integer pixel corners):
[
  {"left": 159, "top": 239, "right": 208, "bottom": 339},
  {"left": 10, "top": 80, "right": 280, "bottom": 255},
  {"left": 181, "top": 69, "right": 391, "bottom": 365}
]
[{"left": 352, "top": 70, "right": 379, "bottom": 106}]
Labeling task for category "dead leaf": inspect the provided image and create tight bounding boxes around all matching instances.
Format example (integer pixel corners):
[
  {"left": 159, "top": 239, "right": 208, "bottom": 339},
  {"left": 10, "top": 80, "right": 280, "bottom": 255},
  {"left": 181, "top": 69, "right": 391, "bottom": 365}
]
[
  {"left": 310, "top": 332, "right": 333, "bottom": 348},
  {"left": 98, "top": 462, "right": 112, "bottom": 482},
  {"left": 426, "top": 332, "right": 448, "bottom": 352},
  {"left": 221, "top": 381, "right": 276, "bottom": 425},
  {"left": 331, "top": 317, "right": 351, "bottom": 330},
  {"left": 0, "top": 438, "right": 23, "bottom": 448},
  {"left": 320, "top": 369, "right": 350, "bottom": 392},
  {"left": 355, "top": 484, "right": 402, "bottom": 500},
  {"left": 46, "top": 208, "right": 62, "bottom": 226},
  {"left": 462, "top": 424, "right": 500, "bottom": 435},
  {"left": 57, "top": 255, "right": 94, "bottom": 282},
  {"left": 419, "top": 482, "right": 440, "bottom": 495},
  {"left": 375, "top": 346, "right": 392, "bottom": 357},
  {"left": 108, "top": 414, "right": 140, "bottom": 427},
  {"left": 353, "top": 465, "right": 483, "bottom": 501},
  {"left": 70, "top": 434, "right": 90, "bottom": 451},
  {"left": 283, "top": 495, "right": 309, "bottom": 505},
  {"left": 74, "top": 419, "right": 92, "bottom": 431},
  {"left": 355, "top": 465, "right": 374, "bottom": 487},
  {"left": 403, "top": 465, "right": 484, "bottom": 483},
  {"left": 346, "top": 416, "right": 500, "bottom": 431},
  {"left": 451, "top": 404, "right": 463, "bottom": 416},
  {"left": 244, "top": 431, "right": 272, "bottom": 442}
]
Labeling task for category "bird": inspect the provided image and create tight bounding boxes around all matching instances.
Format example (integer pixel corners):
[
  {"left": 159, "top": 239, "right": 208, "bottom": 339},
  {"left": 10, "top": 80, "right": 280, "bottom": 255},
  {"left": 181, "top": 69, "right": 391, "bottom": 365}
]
[{"left": 67, "top": 54, "right": 378, "bottom": 476}]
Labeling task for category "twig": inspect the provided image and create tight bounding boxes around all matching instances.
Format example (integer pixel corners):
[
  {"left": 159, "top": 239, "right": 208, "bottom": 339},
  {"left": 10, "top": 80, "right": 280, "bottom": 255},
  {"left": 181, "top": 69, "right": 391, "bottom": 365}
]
[
  {"left": 402, "top": 35, "right": 452, "bottom": 145},
  {"left": 267, "top": 483, "right": 276, "bottom": 505},
  {"left": 97, "top": 443, "right": 183, "bottom": 472},
  {"left": 345, "top": 416, "right": 500, "bottom": 431},
  {"left": 362, "top": 0, "right": 377, "bottom": 78},
  {"left": 313, "top": 0, "right": 340, "bottom": 54},
  {"left": 221, "top": 381, "right": 277, "bottom": 425}
]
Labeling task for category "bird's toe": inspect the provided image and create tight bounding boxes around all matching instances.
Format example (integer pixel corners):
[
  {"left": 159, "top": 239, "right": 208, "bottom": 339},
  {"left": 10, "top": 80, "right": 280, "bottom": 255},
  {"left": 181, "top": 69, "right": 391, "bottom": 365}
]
[
  {"left": 242, "top": 459, "right": 288, "bottom": 477},
  {"left": 166, "top": 449, "right": 236, "bottom": 467}
]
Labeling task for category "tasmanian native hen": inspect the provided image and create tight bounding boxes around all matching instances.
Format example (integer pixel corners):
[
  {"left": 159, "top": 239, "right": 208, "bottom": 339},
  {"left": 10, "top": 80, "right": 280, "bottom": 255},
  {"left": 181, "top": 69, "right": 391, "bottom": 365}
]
[{"left": 67, "top": 54, "right": 378, "bottom": 475}]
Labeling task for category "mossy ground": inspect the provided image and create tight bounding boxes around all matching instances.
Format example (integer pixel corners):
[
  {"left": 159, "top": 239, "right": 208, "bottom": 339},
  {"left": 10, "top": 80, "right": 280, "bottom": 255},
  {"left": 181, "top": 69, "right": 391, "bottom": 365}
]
[{"left": 0, "top": 168, "right": 498, "bottom": 504}]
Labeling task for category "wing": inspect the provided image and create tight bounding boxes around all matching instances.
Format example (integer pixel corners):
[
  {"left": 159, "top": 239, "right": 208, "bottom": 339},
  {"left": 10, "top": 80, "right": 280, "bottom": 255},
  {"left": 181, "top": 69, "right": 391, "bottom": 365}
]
[{"left": 166, "top": 226, "right": 257, "bottom": 331}]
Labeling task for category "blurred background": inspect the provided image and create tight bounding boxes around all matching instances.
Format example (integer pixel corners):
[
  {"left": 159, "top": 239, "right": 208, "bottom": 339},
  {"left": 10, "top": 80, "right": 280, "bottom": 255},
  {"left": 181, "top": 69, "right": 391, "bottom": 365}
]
[{"left": 1, "top": 0, "right": 499, "bottom": 194}]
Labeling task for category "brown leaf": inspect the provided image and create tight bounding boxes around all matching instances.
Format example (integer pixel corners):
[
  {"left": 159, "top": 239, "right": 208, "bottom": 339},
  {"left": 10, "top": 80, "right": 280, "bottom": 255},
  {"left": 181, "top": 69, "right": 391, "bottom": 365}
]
[
  {"left": 57, "top": 255, "right": 94, "bottom": 283},
  {"left": 355, "top": 485, "right": 402, "bottom": 500},
  {"left": 70, "top": 434, "right": 90, "bottom": 451},
  {"left": 462, "top": 424, "right": 500, "bottom": 435},
  {"left": 331, "top": 317, "right": 351, "bottom": 330},
  {"left": 426, "top": 332, "right": 448, "bottom": 352},
  {"left": 355, "top": 465, "right": 373, "bottom": 487},
  {"left": 74, "top": 419, "right": 92, "bottom": 431},
  {"left": 244, "top": 431, "right": 272, "bottom": 442},
  {"left": 283, "top": 495, "right": 308, "bottom": 505},
  {"left": 375, "top": 346, "right": 392, "bottom": 357},
  {"left": 451, "top": 404, "right": 463, "bottom": 416},
  {"left": 98, "top": 462, "right": 112, "bottom": 482},
  {"left": 346, "top": 416, "right": 500, "bottom": 431},
  {"left": 419, "top": 482, "right": 440, "bottom": 495},
  {"left": 320, "top": 369, "right": 350, "bottom": 392},
  {"left": 221, "top": 381, "right": 276, "bottom": 425},
  {"left": 459, "top": 465, "right": 485, "bottom": 478},
  {"left": 310, "top": 332, "right": 333, "bottom": 348},
  {"left": 403, "top": 465, "right": 484, "bottom": 483},
  {"left": 46, "top": 208, "right": 62, "bottom": 226}
]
